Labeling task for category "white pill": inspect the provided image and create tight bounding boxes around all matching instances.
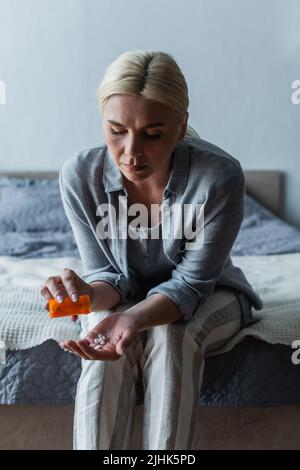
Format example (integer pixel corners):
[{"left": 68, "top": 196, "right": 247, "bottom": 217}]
[{"left": 94, "top": 345, "right": 102, "bottom": 350}]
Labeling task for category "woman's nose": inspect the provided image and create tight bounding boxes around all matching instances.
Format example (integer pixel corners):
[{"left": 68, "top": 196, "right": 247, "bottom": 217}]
[{"left": 124, "top": 135, "right": 143, "bottom": 159}]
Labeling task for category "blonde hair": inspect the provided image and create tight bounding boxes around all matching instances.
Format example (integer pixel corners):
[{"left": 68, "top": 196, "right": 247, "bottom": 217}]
[{"left": 96, "top": 50, "right": 200, "bottom": 141}]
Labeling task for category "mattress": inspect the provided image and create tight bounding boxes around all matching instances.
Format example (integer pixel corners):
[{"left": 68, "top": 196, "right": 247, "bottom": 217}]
[{"left": 0, "top": 176, "right": 300, "bottom": 406}]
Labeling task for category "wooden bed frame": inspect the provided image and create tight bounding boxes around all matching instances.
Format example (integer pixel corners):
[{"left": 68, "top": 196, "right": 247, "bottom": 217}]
[{"left": 1, "top": 169, "right": 299, "bottom": 450}]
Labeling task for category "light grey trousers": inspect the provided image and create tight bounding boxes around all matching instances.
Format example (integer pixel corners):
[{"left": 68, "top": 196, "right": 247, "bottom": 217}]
[{"left": 73, "top": 287, "right": 244, "bottom": 450}]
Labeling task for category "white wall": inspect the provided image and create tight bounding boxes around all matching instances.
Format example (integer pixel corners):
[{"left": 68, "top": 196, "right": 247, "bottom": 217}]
[{"left": 0, "top": 0, "right": 299, "bottom": 227}]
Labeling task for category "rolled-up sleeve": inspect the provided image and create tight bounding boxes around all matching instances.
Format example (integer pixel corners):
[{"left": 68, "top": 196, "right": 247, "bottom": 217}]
[
  {"left": 59, "top": 161, "right": 130, "bottom": 303},
  {"left": 146, "top": 163, "right": 245, "bottom": 322}
]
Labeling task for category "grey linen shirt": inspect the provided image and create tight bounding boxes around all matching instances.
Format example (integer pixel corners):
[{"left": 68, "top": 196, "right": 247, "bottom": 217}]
[
  {"left": 59, "top": 133, "right": 263, "bottom": 325},
  {"left": 127, "top": 221, "right": 174, "bottom": 302}
]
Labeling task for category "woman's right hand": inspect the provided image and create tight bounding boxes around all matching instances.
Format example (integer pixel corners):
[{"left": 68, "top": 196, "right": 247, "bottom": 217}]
[{"left": 40, "top": 268, "right": 94, "bottom": 321}]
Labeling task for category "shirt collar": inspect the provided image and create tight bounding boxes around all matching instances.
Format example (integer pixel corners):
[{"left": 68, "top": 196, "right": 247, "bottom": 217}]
[
  {"left": 103, "top": 146, "right": 124, "bottom": 192},
  {"left": 103, "top": 139, "right": 189, "bottom": 196}
]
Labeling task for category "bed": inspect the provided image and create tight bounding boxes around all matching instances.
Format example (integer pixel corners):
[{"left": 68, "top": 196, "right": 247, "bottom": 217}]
[{"left": 0, "top": 168, "right": 300, "bottom": 450}]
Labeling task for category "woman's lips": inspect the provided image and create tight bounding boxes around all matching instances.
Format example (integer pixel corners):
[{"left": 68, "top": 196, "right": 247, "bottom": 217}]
[{"left": 123, "top": 163, "right": 147, "bottom": 172}]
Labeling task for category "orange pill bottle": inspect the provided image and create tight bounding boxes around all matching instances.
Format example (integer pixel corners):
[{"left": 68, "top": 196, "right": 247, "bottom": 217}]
[{"left": 49, "top": 294, "right": 91, "bottom": 318}]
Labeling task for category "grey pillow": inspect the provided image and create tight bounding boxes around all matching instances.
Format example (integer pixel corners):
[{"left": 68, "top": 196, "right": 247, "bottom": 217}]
[
  {"left": 232, "top": 192, "right": 300, "bottom": 255},
  {"left": 0, "top": 177, "right": 70, "bottom": 233}
]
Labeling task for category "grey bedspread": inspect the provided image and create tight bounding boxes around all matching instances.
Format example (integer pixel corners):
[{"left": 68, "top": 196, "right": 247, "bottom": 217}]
[{"left": 0, "top": 176, "right": 299, "bottom": 406}]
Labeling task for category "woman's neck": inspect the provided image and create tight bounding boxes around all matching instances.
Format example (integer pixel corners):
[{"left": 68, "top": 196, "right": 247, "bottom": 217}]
[
  {"left": 124, "top": 181, "right": 163, "bottom": 201},
  {"left": 123, "top": 169, "right": 170, "bottom": 200}
]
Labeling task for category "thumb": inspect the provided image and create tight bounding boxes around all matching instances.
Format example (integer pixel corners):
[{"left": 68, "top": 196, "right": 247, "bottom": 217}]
[{"left": 117, "top": 328, "right": 132, "bottom": 355}]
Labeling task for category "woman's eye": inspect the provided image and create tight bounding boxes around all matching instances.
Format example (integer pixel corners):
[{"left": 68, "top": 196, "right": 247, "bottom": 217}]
[
  {"left": 110, "top": 129, "right": 161, "bottom": 139},
  {"left": 110, "top": 129, "right": 125, "bottom": 135},
  {"left": 146, "top": 134, "right": 161, "bottom": 140}
]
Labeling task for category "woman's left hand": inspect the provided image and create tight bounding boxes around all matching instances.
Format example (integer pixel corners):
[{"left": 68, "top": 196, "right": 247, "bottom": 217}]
[{"left": 60, "top": 312, "right": 140, "bottom": 361}]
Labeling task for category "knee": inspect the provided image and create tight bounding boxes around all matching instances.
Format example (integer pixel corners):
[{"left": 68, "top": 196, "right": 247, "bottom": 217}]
[{"left": 145, "top": 322, "right": 186, "bottom": 352}]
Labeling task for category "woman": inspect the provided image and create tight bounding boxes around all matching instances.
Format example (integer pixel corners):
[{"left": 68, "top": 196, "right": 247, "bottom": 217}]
[{"left": 40, "top": 50, "right": 262, "bottom": 450}]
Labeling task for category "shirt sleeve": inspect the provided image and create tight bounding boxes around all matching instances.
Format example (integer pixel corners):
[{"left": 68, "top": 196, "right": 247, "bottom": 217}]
[
  {"left": 146, "top": 162, "right": 245, "bottom": 322},
  {"left": 59, "top": 161, "right": 130, "bottom": 303}
]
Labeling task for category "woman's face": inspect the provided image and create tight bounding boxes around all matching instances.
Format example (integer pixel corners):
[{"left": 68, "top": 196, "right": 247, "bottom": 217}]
[{"left": 102, "top": 94, "right": 188, "bottom": 188}]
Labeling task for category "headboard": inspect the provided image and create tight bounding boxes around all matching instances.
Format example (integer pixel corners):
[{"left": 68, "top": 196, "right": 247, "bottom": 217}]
[
  {"left": 0, "top": 170, "right": 283, "bottom": 217},
  {"left": 244, "top": 170, "right": 283, "bottom": 216}
]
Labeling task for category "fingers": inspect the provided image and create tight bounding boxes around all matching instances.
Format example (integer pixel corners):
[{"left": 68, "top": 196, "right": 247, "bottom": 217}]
[
  {"left": 76, "top": 339, "right": 116, "bottom": 361},
  {"left": 40, "top": 285, "right": 55, "bottom": 311},
  {"left": 60, "top": 337, "right": 123, "bottom": 361},
  {"left": 61, "top": 340, "right": 90, "bottom": 360},
  {"left": 116, "top": 329, "right": 131, "bottom": 355},
  {"left": 76, "top": 339, "right": 97, "bottom": 359},
  {"left": 61, "top": 269, "right": 79, "bottom": 302},
  {"left": 40, "top": 275, "right": 67, "bottom": 303},
  {"left": 40, "top": 285, "right": 53, "bottom": 303},
  {"left": 40, "top": 268, "right": 80, "bottom": 306},
  {"left": 112, "top": 333, "right": 122, "bottom": 346},
  {"left": 40, "top": 285, "right": 52, "bottom": 300},
  {"left": 111, "top": 333, "right": 124, "bottom": 355},
  {"left": 61, "top": 339, "right": 107, "bottom": 361}
]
